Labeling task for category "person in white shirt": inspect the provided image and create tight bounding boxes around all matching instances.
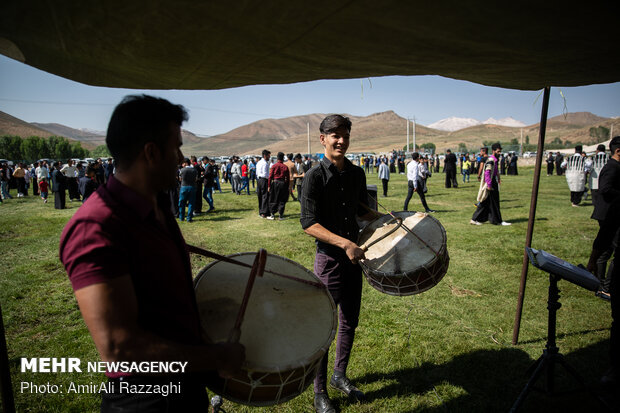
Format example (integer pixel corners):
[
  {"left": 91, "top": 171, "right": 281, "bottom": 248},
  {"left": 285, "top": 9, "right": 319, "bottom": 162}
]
[
  {"left": 378, "top": 157, "right": 390, "bottom": 196},
  {"left": 230, "top": 157, "right": 242, "bottom": 195},
  {"left": 60, "top": 159, "right": 80, "bottom": 201},
  {"left": 255, "top": 149, "right": 271, "bottom": 218},
  {"left": 403, "top": 152, "right": 434, "bottom": 213}
]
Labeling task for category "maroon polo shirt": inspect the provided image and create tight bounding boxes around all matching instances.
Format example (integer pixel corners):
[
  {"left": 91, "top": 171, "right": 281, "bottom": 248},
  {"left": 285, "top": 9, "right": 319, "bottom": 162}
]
[
  {"left": 268, "top": 161, "right": 290, "bottom": 187},
  {"left": 60, "top": 175, "right": 203, "bottom": 347}
]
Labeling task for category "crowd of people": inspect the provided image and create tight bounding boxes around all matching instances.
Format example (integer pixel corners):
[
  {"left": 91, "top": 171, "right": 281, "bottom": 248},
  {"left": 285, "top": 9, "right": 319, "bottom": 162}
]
[{"left": 0, "top": 158, "right": 114, "bottom": 208}]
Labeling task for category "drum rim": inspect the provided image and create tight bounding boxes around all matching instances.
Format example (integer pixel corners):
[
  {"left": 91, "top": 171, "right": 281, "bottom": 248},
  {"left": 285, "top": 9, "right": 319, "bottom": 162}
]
[
  {"left": 194, "top": 251, "right": 338, "bottom": 374},
  {"left": 357, "top": 211, "right": 448, "bottom": 277}
]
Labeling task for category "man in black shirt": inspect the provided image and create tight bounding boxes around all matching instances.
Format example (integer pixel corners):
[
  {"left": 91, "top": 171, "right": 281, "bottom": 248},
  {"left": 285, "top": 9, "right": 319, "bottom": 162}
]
[
  {"left": 587, "top": 136, "right": 620, "bottom": 395},
  {"left": 202, "top": 157, "right": 216, "bottom": 212},
  {"left": 300, "top": 115, "right": 382, "bottom": 413},
  {"left": 444, "top": 149, "right": 458, "bottom": 188}
]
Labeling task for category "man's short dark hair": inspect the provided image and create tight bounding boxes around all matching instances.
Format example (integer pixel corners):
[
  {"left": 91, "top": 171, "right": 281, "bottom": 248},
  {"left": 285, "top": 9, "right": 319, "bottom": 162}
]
[
  {"left": 610, "top": 136, "right": 620, "bottom": 154},
  {"left": 491, "top": 143, "right": 502, "bottom": 151},
  {"left": 320, "top": 115, "right": 351, "bottom": 134},
  {"left": 294, "top": 153, "right": 302, "bottom": 160},
  {"left": 262, "top": 149, "right": 271, "bottom": 157},
  {"left": 597, "top": 144, "right": 606, "bottom": 152},
  {"left": 481, "top": 147, "right": 488, "bottom": 154},
  {"left": 277, "top": 152, "right": 285, "bottom": 161},
  {"left": 411, "top": 152, "right": 420, "bottom": 160},
  {"left": 106, "top": 95, "right": 188, "bottom": 168},
  {"left": 85, "top": 165, "right": 96, "bottom": 176},
  {"left": 446, "top": 149, "right": 452, "bottom": 153},
  {"left": 575, "top": 145, "right": 583, "bottom": 153},
  {"left": 287, "top": 153, "right": 294, "bottom": 160}
]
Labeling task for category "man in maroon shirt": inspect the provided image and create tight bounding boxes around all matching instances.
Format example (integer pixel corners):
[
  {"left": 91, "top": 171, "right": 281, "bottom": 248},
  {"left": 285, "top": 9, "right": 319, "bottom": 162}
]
[
  {"left": 267, "top": 151, "right": 291, "bottom": 220},
  {"left": 59, "top": 95, "right": 244, "bottom": 412}
]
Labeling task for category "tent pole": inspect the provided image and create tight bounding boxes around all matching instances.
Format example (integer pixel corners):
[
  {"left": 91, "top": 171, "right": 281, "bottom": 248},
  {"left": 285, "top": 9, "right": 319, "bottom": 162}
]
[
  {"left": 512, "top": 86, "right": 551, "bottom": 345},
  {"left": 0, "top": 302, "right": 16, "bottom": 413}
]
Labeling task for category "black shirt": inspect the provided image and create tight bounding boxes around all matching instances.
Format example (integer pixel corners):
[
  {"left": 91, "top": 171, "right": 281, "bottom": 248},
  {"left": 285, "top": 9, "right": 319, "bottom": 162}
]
[
  {"left": 300, "top": 157, "right": 369, "bottom": 256},
  {"left": 592, "top": 157, "right": 620, "bottom": 221}
]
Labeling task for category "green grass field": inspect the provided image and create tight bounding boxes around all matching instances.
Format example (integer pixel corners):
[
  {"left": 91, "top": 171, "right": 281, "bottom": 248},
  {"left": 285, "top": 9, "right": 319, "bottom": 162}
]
[{"left": 0, "top": 166, "right": 613, "bottom": 412}]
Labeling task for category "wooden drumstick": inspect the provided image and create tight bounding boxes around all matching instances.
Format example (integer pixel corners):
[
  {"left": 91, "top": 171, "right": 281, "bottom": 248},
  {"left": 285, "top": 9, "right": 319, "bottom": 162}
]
[{"left": 228, "top": 249, "right": 267, "bottom": 344}]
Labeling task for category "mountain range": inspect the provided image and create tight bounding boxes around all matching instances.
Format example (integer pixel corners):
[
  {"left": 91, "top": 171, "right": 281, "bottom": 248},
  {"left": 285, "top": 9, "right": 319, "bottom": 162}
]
[{"left": 1, "top": 110, "right": 616, "bottom": 155}]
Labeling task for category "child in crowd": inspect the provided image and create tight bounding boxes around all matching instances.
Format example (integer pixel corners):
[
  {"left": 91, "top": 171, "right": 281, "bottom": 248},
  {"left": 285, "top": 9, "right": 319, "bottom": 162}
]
[{"left": 38, "top": 178, "right": 49, "bottom": 203}]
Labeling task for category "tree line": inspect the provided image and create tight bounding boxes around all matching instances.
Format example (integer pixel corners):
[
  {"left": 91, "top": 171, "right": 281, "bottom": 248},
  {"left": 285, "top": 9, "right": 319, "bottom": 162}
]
[{"left": 0, "top": 135, "right": 111, "bottom": 162}]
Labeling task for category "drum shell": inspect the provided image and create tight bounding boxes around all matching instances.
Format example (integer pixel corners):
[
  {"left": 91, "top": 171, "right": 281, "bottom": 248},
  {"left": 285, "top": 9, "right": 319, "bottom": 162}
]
[
  {"left": 194, "top": 252, "right": 336, "bottom": 406},
  {"left": 358, "top": 211, "right": 449, "bottom": 296}
]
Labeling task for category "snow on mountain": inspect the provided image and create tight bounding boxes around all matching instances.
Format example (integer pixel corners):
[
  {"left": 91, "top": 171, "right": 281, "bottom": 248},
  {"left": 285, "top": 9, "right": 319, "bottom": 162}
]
[
  {"left": 428, "top": 117, "right": 480, "bottom": 132},
  {"left": 79, "top": 128, "right": 106, "bottom": 135},
  {"left": 428, "top": 116, "right": 525, "bottom": 131},
  {"left": 483, "top": 117, "right": 526, "bottom": 128}
]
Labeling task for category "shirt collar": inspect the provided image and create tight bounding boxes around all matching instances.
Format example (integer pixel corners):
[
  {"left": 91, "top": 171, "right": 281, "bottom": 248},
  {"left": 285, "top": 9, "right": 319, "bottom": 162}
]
[{"left": 321, "top": 156, "right": 353, "bottom": 176}]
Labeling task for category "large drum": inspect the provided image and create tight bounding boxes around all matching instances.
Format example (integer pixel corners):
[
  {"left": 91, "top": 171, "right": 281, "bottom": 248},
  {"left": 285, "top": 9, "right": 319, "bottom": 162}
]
[
  {"left": 358, "top": 211, "right": 449, "bottom": 296},
  {"left": 194, "top": 252, "right": 337, "bottom": 406}
]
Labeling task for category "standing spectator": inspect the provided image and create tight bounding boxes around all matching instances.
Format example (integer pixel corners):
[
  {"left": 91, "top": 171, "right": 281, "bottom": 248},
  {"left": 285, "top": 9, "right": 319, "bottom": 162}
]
[
  {"left": 104, "top": 158, "right": 115, "bottom": 183},
  {"left": 546, "top": 152, "right": 555, "bottom": 176},
  {"left": 470, "top": 143, "right": 511, "bottom": 226},
  {"left": 61, "top": 159, "right": 80, "bottom": 201},
  {"left": 462, "top": 155, "right": 471, "bottom": 183},
  {"left": 304, "top": 155, "right": 313, "bottom": 172},
  {"left": 13, "top": 163, "right": 27, "bottom": 197},
  {"left": 364, "top": 155, "right": 370, "bottom": 173},
  {"left": 31, "top": 162, "right": 39, "bottom": 196},
  {"left": 78, "top": 164, "right": 99, "bottom": 202},
  {"left": 225, "top": 158, "right": 233, "bottom": 189},
  {"left": 256, "top": 149, "right": 271, "bottom": 218},
  {"left": 285, "top": 153, "right": 297, "bottom": 201},
  {"left": 403, "top": 153, "right": 434, "bottom": 213},
  {"left": 378, "top": 157, "right": 390, "bottom": 197},
  {"left": 38, "top": 178, "right": 49, "bottom": 203},
  {"left": 477, "top": 147, "right": 489, "bottom": 182},
  {"left": 178, "top": 158, "right": 197, "bottom": 222},
  {"left": 51, "top": 161, "right": 67, "bottom": 209},
  {"left": 202, "top": 157, "right": 216, "bottom": 212},
  {"left": 397, "top": 155, "right": 405, "bottom": 174},
  {"left": 389, "top": 154, "right": 396, "bottom": 173},
  {"left": 95, "top": 158, "right": 106, "bottom": 185},
  {"left": 293, "top": 153, "right": 305, "bottom": 201},
  {"left": 507, "top": 152, "right": 519, "bottom": 175},
  {"left": 444, "top": 149, "right": 458, "bottom": 188},
  {"left": 267, "top": 152, "right": 290, "bottom": 220},
  {"left": 192, "top": 156, "right": 204, "bottom": 214},
  {"left": 35, "top": 160, "right": 49, "bottom": 184},
  {"left": 249, "top": 157, "right": 257, "bottom": 189},
  {"left": 231, "top": 157, "right": 242, "bottom": 195},
  {"left": 239, "top": 159, "right": 250, "bottom": 195},
  {"left": 2, "top": 163, "right": 13, "bottom": 199},
  {"left": 555, "top": 152, "right": 564, "bottom": 176}
]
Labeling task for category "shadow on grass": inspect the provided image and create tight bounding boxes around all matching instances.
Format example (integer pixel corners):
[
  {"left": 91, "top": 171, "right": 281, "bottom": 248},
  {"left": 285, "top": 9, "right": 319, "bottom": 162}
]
[
  {"left": 352, "top": 343, "right": 612, "bottom": 412},
  {"left": 517, "top": 327, "right": 610, "bottom": 345}
]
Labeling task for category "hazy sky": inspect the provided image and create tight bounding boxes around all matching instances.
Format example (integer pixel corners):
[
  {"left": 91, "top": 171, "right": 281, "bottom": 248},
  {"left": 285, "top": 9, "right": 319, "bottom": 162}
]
[{"left": 1, "top": 55, "right": 619, "bottom": 136}]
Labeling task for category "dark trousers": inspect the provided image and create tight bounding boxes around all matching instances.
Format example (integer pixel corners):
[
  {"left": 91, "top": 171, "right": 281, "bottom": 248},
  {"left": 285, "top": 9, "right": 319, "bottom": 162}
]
[
  {"left": 269, "top": 180, "right": 288, "bottom": 217},
  {"left": 472, "top": 183, "right": 503, "bottom": 224},
  {"left": 547, "top": 163, "right": 554, "bottom": 175},
  {"left": 257, "top": 177, "right": 269, "bottom": 216},
  {"left": 403, "top": 180, "right": 429, "bottom": 211},
  {"left": 32, "top": 177, "right": 39, "bottom": 195},
  {"left": 381, "top": 179, "right": 388, "bottom": 196},
  {"left": 68, "top": 178, "right": 79, "bottom": 200},
  {"left": 17, "top": 177, "right": 26, "bottom": 195},
  {"left": 597, "top": 223, "right": 619, "bottom": 293},
  {"left": 570, "top": 191, "right": 583, "bottom": 205},
  {"left": 314, "top": 252, "right": 362, "bottom": 393},
  {"left": 101, "top": 376, "right": 209, "bottom": 413},
  {"left": 54, "top": 189, "right": 66, "bottom": 209},
  {"left": 445, "top": 168, "right": 458, "bottom": 188}
]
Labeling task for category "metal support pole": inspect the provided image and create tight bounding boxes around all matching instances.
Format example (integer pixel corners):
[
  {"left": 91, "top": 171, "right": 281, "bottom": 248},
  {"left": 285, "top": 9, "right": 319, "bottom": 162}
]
[{"left": 512, "top": 86, "right": 551, "bottom": 345}]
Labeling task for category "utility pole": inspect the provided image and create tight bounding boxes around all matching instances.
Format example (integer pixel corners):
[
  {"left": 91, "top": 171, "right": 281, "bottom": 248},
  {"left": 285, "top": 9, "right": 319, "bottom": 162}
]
[
  {"left": 307, "top": 122, "right": 310, "bottom": 155},
  {"left": 406, "top": 118, "right": 410, "bottom": 153},
  {"left": 413, "top": 116, "right": 417, "bottom": 153},
  {"left": 520, "top": 128, "right": 523, "bottom": 154}
]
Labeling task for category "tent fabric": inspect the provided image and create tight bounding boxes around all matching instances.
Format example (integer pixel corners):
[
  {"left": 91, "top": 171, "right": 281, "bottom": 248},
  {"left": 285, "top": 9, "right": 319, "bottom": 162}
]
[{"left": 1, "top": 1, "right": 619, "bottom": 91}]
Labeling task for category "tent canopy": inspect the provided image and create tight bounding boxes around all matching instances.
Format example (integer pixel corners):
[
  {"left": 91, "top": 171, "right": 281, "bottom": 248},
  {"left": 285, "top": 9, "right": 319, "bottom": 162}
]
[{"left": 1, "top": 1, "right": 619, "bottom": 91}]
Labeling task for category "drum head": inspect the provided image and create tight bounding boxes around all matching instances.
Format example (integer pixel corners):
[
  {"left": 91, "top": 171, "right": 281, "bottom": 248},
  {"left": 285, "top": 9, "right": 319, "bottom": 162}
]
[
  {"left": 195, "top": 253, "right": 337, "bottom": 373},
  {"left": 358, "top": 211, "right": 449, "bottom": 295}
]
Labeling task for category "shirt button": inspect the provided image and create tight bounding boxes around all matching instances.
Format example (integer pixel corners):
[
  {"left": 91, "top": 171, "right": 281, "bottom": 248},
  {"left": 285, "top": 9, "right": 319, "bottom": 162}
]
[
  {"left": 342, "top": 202, "right": 345, "bottom": 206},
  {"left": 341, "top": 188, "right": 344, "bottom": 191}
]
